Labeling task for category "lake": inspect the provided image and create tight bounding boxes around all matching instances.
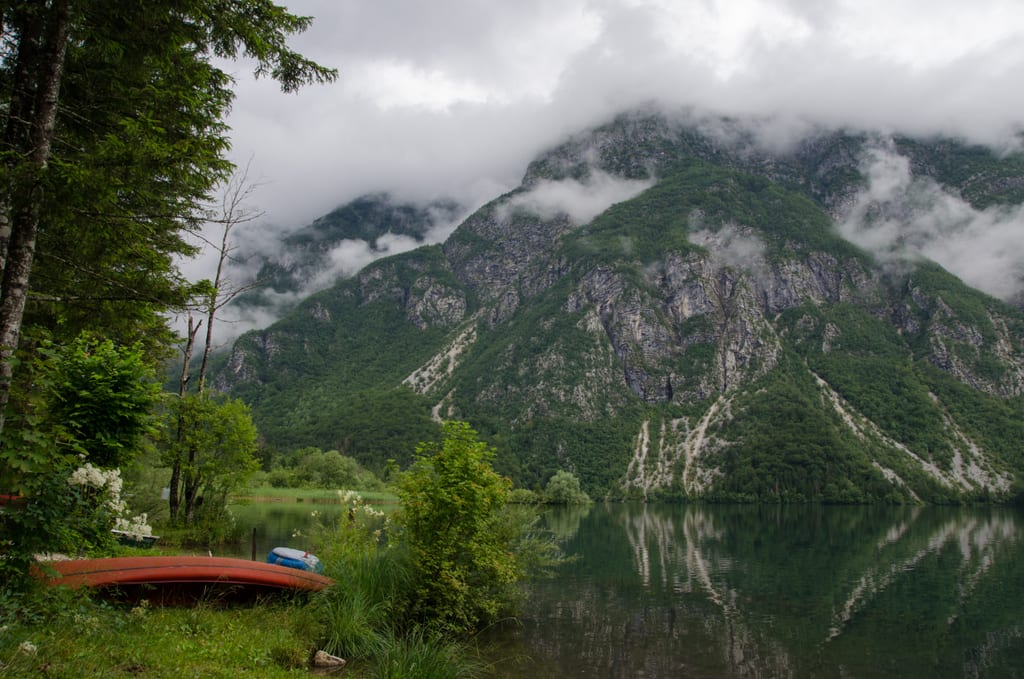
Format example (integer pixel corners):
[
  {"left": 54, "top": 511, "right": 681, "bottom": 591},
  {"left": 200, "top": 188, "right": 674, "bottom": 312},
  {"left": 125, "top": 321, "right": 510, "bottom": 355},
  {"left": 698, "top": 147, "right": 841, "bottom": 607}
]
[
  {"left": 224, "top": 501, "right": 354, "bottom": 559},
  {"left": 229, "top": 501, "right": 1024, "bottom": 678}
]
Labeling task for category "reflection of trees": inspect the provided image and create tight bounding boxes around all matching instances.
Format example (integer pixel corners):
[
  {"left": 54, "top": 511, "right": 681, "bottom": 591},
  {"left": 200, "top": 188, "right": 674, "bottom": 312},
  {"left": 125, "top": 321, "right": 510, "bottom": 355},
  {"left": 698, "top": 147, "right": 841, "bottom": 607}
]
[{"left": 542, "top": 503, "right": 592, "bottom": 541}]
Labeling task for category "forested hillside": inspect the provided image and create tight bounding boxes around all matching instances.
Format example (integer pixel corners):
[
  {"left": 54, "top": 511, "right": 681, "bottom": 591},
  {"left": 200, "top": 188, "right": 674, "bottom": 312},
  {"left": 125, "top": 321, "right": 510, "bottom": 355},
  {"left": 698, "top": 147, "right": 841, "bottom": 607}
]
[{"left": 214, "top": 112, "right": 1024, "bottom": 503}]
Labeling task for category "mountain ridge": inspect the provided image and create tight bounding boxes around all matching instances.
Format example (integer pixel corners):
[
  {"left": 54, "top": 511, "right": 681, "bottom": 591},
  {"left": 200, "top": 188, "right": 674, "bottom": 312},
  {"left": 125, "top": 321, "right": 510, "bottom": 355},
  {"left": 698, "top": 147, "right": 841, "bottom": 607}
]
[{"left": 214, "top": 111, "right": 1024, "bottom": 503}]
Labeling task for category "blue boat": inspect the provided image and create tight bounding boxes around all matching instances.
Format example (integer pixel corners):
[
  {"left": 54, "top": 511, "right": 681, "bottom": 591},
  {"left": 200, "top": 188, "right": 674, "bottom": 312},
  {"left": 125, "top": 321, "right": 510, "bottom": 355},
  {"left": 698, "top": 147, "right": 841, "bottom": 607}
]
[{"left": 266, "top": 546, "right": 324, "bottom": 573}]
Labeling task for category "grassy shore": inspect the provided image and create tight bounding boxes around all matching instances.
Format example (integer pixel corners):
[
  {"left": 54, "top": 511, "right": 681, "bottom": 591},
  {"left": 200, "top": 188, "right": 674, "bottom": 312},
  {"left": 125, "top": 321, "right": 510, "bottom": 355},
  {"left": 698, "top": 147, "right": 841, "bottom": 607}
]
[
  {"left": 233, "top": 486, "right": 399, "bottom": 504},
  {"left": 2, "top": 542, "right": 489, "bottom": 678},
  {"left": 0, "top": 590, "right": 316, "bottom": 678},
  {"left": 1, "top": 483, "right": 505, "bottom": 677}
]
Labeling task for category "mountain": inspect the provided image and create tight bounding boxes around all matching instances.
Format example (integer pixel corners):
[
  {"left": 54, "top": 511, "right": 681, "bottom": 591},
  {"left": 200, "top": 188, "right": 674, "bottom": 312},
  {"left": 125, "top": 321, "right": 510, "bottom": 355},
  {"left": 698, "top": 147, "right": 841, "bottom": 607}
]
[
  {"left": 230, "top": 193, "right": 464, "bottom": 317},
  {"left": 213, "top": 111, "right": 1024, "bottom": 503}
]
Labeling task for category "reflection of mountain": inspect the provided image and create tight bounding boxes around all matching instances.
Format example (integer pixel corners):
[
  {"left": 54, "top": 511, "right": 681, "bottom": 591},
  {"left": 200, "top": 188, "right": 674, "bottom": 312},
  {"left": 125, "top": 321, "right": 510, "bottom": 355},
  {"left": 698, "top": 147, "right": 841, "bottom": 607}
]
[
  {"left": 826, "top": 510, "right": 1017, "bottom": 639},
  {"left": 618, "top": 505, "right": 1024, "bottom": 677},
  {"left": 494, "top": 505, "right": 1024, "bottom": 678},
  {"left": 622, "top": 505, "right": 796, "bottom": 676}
]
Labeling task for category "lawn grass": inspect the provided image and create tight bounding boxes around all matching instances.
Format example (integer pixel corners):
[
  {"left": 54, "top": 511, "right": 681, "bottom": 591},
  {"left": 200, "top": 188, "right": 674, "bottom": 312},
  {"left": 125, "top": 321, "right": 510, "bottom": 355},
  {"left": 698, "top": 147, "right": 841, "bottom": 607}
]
[{"left": 0, "top": 591, "right": 318, "bottom": 678}]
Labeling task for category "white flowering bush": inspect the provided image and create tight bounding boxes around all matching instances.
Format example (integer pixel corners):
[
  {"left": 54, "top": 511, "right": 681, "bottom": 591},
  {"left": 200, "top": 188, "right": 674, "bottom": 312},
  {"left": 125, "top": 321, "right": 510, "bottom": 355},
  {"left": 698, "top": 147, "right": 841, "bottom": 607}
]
[
  {"left": 63, "top": 463, "right": 155, "bottom": 543},
  {"left": 0, "top": 335, "right": 160, "bottom": 590},
  {"left": 67, "top": 462, "right": 126, "bottom": 516},
  {"left": 113, "top": 513, "right": 153, "bottom": 541},
  {"left": 1, "top": 461, "right": 152, "bottom": 588}
]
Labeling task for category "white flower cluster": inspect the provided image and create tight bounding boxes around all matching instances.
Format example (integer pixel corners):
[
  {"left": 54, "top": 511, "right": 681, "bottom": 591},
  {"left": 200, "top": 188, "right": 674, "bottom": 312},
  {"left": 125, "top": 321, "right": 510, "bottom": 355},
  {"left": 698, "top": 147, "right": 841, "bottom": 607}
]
[
  {"left": 337, "top": 489, "right": 362, "bottom": 504},
  {"left": 67, "top": 463, "right": 126, "bottom": 515},
  {"left": 19, "top": 640, "right": 37, "bottom": 655},
  {"left": 114, "top": 513, "right": 153, "bottom": 541},
  {"left": 67, "top": 462, "right": 109, "bottom": 489}
]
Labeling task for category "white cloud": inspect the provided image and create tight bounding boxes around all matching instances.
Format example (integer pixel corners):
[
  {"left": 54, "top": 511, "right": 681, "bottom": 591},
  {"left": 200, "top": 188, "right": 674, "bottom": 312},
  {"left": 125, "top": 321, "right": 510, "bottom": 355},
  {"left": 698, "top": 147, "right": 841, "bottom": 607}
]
[
  {"left": 216, "top": 0, "right": 1024, "bottom": 233},
  {"left": 177, "top": 0, "right": 1024, "bottom": 341},
  {"left": 839, "top": 145, "right": 1024, "bottom": 300},
  {"left": 501, "top": 170, "right": 655, "bottom": 225}
]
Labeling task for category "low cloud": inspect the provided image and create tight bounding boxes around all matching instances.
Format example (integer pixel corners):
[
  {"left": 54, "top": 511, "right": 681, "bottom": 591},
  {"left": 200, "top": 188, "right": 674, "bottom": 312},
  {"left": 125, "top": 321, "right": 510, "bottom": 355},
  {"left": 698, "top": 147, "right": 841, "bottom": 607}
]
[
  {"left": 839, "top": 145, "right": 1024, "bottom": 300},
  {"left": 690, "top": 224, "right": 769, "bottom": 277},
  {"left": 175, "top": 0, "right": 1024, "bottom": 343},
  {"left": 172, "top": 199, "right": 470, "bottom": 346},
  {"left": 220, "top": 0, "right": 1024, "bottom": 233},
  {"left": 500, "top": 169, "right": 655, "bottom": 225}
]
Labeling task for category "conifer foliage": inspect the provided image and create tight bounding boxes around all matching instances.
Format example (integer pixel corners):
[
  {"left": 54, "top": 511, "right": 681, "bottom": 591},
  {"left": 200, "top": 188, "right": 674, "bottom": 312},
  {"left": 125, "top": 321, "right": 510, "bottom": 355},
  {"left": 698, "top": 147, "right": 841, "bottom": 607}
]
[{"left": 0, "top": 0, "right": 337, "bottom": 438}]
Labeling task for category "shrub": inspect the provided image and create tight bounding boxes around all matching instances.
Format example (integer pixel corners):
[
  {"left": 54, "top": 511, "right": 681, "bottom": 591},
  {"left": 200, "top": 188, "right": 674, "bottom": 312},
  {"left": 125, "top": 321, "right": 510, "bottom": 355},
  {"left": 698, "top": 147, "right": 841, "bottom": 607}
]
[
  {"left": 508, "top": 487, "right": 539, "bottom": 504},
  {"left": 543, "top": 470, "right": 591, "bottom": 505},
  {"left": 1, "top": 462, "right": 147, "bottom": 589},
  {"left": 395, "top": 421, "right": 518, "bottom": 636}
]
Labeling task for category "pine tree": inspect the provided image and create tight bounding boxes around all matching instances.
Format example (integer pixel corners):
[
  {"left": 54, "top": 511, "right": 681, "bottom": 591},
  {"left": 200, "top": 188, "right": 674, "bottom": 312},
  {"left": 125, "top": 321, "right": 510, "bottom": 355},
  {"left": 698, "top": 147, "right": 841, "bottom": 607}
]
[{"left": 0, "top": 0, "right": 337, "bottom": 436}]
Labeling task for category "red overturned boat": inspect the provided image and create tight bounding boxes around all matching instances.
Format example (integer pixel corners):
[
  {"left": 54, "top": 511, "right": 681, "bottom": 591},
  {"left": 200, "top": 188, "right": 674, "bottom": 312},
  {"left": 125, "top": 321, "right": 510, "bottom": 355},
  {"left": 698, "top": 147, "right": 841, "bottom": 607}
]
[{"left": 40, "top": 555, "right": 334, "bottom": 596}]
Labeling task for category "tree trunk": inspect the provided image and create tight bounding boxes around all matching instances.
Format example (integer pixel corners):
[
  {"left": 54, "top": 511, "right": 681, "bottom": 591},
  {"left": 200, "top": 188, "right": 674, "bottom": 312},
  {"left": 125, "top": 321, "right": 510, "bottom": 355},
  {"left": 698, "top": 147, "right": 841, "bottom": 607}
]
[
  {"left": 0, "top": 6, "right": 46, "bottom": 273},
  {"left": 169, "top": 315, "right": 200, "bottom": 523},
  {"left": 183, "top": 450, "right": 201, "bottom": 524},
  {"left": 0, "top": 0, "right": 74, "bottom": 437}
]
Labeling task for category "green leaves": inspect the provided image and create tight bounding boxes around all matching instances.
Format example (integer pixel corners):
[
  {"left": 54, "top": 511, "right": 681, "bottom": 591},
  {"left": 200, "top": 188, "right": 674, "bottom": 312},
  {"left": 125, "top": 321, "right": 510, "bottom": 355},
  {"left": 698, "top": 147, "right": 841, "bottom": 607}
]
[
  {"left": 543, "top": 470, "right": 591, "bottom": 505},
  {"left": 0, "top": 334, "right": 157, "bottom": 488},
  {"left": 43, "top": 335, "right": 160, "bottom": 469},
  {"left": 159, "top": 392, "right": 260, "bottom": 494},
  {"left": 395, "top": 422, "right": 518, "bottom": 635}
]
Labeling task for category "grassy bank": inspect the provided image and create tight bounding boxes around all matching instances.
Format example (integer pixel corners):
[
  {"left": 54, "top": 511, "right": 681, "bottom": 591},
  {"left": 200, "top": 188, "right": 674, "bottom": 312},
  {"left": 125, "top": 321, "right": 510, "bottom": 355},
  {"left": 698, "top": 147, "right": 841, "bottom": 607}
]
[
  {"left": 233, "top": 486, "right": 399, "bottom": 504},
  {"left": 0, "top": 590, "right": 315, "bottom": 678},
  {"left": 2, "top": 426, "right": 552, "bottom": 677},
  {"left": 0, "top": 588, "right": 488, "bottom": 678}
]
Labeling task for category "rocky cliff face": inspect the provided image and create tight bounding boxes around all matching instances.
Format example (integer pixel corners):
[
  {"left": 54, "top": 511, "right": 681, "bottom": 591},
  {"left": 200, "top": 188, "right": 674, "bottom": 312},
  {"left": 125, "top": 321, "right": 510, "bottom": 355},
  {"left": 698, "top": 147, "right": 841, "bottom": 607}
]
[
  {"left": 227, "top": 193, "right": 465, "bottom": 323},
  {"left": 216, "top": 112, "right": 1024, "bottom": 502}
]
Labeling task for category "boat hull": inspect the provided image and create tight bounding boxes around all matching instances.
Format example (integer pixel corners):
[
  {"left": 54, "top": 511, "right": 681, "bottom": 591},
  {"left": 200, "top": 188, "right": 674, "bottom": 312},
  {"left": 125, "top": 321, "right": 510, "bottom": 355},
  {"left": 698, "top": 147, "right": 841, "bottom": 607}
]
[{"left": 39, "top": 556, "right": 334, "bottom": 593}]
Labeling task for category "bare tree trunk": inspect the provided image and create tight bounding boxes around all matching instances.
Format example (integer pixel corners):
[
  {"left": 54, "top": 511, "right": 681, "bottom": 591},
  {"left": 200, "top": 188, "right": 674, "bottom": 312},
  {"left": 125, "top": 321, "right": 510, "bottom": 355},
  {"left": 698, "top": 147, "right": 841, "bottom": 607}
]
[
  {"left": 175, "top": 162, "right": 262, "bottom": 525},
  {"left": 196, "top": 159, "right": 262, "bottom": 393},
  {"left": 0, "top": 0, "right": 74, "bottom": 437},
  {"left": 169, "top": 314, "right": 200, "bottom": 523},
  {"left": 196, "top": 225, "right": 230, "bottom": 393}
]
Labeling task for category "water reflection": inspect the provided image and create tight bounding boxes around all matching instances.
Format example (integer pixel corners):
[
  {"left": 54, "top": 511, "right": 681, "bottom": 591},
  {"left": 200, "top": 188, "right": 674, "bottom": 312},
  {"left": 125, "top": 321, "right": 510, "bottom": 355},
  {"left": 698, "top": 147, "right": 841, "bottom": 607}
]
[
  {"left": 222, "top": 503, "right": 348, "bottom": 558},
  {"left": 491, "top": 504, "right": 1024, "bottom": 678}
]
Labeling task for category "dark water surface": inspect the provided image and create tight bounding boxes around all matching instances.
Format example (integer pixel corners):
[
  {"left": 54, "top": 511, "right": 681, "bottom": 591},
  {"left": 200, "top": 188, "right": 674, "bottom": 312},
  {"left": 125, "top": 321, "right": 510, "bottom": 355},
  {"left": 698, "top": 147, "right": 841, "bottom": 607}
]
[
  {"left": 485, "top": 504, "right": 1024, "bottom": 679},
  {"left": 224, "top": 501, "right": 349, "bottom": 559},
  {"left": 229, "top": 501, "right": 1024, "bottom": 677}
]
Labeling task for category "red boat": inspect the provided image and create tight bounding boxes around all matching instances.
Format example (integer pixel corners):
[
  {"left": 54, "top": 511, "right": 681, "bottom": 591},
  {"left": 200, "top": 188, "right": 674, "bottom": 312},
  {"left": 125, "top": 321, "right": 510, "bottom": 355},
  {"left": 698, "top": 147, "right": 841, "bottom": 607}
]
[{"left": 39, "top": 556, "right": 334, "bottom": 594}]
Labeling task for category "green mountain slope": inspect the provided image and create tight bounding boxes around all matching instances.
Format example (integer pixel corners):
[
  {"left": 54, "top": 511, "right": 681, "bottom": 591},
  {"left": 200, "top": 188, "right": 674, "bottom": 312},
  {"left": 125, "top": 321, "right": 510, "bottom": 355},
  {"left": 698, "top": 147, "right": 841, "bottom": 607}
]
[
  {"left": 231, "top": 193, "right": 464, "bottom": 316},
  {"left": 214, "top": 113, "right": 1024, "bottom": 502}
]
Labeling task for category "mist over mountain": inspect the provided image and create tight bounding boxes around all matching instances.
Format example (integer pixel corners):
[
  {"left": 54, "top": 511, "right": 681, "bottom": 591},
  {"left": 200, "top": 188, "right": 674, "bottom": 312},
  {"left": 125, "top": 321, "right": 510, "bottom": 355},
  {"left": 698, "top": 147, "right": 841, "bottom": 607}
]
[
  {"left": 196, "top": 193, "right": 469, "bottom": 342},
  {"left": 211, "top": 111, "right": 1024, "bottom": 503}
]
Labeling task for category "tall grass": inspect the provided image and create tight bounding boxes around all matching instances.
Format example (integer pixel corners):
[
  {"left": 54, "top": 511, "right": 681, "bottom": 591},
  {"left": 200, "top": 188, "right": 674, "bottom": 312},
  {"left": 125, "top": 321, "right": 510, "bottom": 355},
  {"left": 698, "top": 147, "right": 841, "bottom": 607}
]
[
  {"left": 372, "top": 631, "right": 490, "bottom": 679},
  {"left": 308, "top": 495, "right": 411, "bottom": 660},
  {"left": 316, "top": 587, "right": 390, "bottom": 660}
]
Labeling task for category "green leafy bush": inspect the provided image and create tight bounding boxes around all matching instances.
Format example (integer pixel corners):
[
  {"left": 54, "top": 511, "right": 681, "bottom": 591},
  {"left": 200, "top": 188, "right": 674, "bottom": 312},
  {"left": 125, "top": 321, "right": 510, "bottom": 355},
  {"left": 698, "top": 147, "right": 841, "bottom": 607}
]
[
  {"left": 543, "top": 470, "right": 591, "bottom": 505},
  {"left": 43, "top": 336, "right": 160, "bottom": 468},
  {"left": 395, "top": 421, "right": 519, "bottom": 635}
]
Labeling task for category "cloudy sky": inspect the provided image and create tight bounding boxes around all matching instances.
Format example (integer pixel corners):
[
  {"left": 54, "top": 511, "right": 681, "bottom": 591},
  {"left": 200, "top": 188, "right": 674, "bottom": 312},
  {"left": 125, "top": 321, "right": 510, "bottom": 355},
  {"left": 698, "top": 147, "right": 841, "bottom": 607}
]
[
  {"left": 221, "top": 0, "right": 1024, "bottom": 228},
  {"left": 185, "top": 0, "right": 1024, "bottom": 339}
]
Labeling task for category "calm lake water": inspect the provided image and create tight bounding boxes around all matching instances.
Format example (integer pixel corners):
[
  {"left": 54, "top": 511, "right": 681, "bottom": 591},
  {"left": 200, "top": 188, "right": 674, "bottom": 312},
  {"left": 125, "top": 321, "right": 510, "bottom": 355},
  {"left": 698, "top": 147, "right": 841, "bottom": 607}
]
[{"left": 229, "top": 502, "right": 1024, "bottom": 678}]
